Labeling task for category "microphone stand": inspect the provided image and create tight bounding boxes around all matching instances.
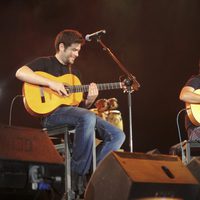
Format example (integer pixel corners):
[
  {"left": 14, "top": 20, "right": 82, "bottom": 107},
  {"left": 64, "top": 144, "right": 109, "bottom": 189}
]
[{"left": 95, "top": 37, "right": 140, "bottom": 152}]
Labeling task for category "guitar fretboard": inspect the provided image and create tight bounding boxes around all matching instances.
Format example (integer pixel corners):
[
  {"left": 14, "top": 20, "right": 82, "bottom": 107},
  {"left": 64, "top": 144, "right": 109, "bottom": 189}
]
[{"left": 65, "top": 82, "right": 121, "bottom": 93}]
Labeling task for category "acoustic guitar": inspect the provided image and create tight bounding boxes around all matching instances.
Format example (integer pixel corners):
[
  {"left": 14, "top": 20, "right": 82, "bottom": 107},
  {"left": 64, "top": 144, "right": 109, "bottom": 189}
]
[
  {"left": 186, "top": 89, "right": 200, "bottom": 126},
  {"left": 22, "top": 71, "right": 123, "bottom": 116}
]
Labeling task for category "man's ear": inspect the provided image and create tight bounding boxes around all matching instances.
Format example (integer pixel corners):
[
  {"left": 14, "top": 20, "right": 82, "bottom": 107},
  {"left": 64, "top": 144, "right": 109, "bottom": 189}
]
[{"left": 59, "top": 43, "right": 65, "bottom": 51}]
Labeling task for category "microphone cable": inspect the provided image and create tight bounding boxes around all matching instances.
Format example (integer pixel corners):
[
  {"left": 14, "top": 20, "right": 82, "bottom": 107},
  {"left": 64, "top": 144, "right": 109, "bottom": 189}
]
[
  {"left": 176, "top": 108, "right": 189, "bottom": 165},
  {"left": 8, "top": 94, "right": 23, "bottom": 126}
]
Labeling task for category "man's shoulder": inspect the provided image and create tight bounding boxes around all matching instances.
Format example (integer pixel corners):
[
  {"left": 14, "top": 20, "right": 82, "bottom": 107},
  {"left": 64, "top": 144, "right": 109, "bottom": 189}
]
[
  {"left": 26, "top": 56, "right": 55, "bottom": 72},
  {"left": 188, "top": 74, "right": 200, "bottom": 81},
  {"left": 28, "top": 56, "right": 53, "bottom": 64},
  {"left": 185, "top": 74, "right": 200, "bottom": 88},
  {"left": 36, "top": 56, "right": 54, "bottom": 62}
]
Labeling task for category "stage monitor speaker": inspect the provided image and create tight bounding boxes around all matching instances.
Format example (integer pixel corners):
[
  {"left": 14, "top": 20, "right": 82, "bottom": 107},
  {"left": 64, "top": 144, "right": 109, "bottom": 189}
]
[
  {"left": 85, "top": 151, "right": 200, "bottom": 200},
  {"left": 187, "top": 157, "right": 200, "bottom": 183},
  {"left": 0, "top": 124, "right": 63, "bottom": 164},
  {"left": 0, "top": 124, "right": 65, "bottom": 198}
]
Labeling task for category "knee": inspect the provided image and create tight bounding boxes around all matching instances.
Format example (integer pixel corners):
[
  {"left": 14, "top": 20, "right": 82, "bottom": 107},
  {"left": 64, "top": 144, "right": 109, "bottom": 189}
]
[
  {"left": 117, "top": 130, "right": 126, "bottom": 144},
  {"left": 79, "top": 111, "right": 96, "bottom": 125},
  {"left": 109, "top": 130, "right": 125, "bottom": 151},
  {"left": 110, "top": 129, "right": 125, "bottom": 146}
]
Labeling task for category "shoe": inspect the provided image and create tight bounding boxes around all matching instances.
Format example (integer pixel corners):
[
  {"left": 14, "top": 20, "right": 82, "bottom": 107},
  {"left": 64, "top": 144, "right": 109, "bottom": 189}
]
[
  {"left": 77, "top": 175, "right": 87, "bottom": 196},
  {"left": 71, "top": 171, "right": 87, "bottom": 199},
  {"left": 71, "top": 171, "right": 79, "bottom": 193}
]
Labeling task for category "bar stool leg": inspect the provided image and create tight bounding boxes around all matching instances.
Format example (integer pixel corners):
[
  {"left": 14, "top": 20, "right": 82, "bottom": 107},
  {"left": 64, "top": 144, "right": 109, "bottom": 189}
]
[
  {"left": 92, "top": 130, "right": 96, "bottom": 172},
  {"left": 64, "top": 129, "right": 75, "bottom": 200},
  {"left": 186, "top": 142, "right": 191, "bottom": 164}
]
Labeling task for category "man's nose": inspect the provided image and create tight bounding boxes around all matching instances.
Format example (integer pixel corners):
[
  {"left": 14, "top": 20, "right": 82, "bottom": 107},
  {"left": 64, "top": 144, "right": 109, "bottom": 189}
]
[{"left": 75, "top": 51, "right": 79, "bottom": 57}]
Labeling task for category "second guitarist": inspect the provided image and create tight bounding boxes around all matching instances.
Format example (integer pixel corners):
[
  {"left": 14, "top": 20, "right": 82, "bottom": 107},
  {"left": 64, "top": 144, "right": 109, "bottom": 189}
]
[
  {"left": 180, "top": 62, "right": 200, "bottom": 141},
  {"left": 15, "top": 29, "right": 125, "bottom": 196}
]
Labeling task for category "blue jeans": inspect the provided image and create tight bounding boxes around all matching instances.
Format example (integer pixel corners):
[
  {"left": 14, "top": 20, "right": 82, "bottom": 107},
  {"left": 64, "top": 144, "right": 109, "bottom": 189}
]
[{"left": 42, "top": 106, "right": 125, "bottom": 175}]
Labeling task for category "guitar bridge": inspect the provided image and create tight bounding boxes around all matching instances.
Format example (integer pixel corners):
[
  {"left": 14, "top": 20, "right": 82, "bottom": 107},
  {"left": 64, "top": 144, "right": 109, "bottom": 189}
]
[
  {"left": 40, "top": 86, "right": 46, "bottom": 103},
  {"left": 41, "top": 96, "right": 45, "bottom": 103}
]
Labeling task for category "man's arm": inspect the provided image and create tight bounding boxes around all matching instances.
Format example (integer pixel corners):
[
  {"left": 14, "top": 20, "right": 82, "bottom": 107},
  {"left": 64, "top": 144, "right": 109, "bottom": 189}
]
[
  {"left": 179, "top": 86, "right": 200, "bottom": 104},
  {"left": 16, "top": 66, "right": 68, "bottom": 96}
]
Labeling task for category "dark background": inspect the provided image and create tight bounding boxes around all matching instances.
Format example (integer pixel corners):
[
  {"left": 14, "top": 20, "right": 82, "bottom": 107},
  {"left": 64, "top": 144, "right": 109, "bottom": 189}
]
[{"left": 0, "top": 0, "right": 200, "bottom": 154}]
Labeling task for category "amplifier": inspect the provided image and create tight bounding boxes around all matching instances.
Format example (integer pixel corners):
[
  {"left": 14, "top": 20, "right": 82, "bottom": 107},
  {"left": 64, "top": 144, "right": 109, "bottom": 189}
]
[{"left": 0, "top": 125, "right": 65, "bottom": 199}]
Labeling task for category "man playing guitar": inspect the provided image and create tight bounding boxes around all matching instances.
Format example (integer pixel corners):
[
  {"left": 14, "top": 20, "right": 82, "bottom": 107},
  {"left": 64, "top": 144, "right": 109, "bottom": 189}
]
[
  {"left": 179, "top": 60, "right": 200, "bottom": 141},
  {"left": 15, "top": 29, "right": 125, "bottom": 197}
]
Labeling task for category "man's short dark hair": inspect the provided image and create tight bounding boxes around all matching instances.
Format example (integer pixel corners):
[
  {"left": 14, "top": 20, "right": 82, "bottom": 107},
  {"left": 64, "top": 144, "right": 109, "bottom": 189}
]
[{"left": 55, "top": 29, "right": 85, "bottom": 52}]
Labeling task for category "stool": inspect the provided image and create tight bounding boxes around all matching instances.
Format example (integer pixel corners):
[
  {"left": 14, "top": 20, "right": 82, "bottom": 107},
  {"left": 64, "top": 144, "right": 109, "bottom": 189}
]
[
  {"left": 43, "top": 125, "right": 96, "bottom": 200},
  {"left": 186, "top": 140, "right": 200, "bottom": 163}
]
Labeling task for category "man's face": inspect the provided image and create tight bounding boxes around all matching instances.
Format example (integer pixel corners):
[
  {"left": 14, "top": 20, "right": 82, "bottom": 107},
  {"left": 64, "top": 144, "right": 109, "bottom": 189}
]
[{"left": 60, "top": 43, "right": 81, "bottom": 65}]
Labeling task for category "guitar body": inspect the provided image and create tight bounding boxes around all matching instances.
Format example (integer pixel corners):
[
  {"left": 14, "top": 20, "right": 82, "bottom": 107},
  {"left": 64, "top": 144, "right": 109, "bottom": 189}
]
[
  {"left": 186, "top": 89, "right": 200, "bottom": 126},
  {"left": 23, "top": 71, "right": 83, "bottom": 116}
]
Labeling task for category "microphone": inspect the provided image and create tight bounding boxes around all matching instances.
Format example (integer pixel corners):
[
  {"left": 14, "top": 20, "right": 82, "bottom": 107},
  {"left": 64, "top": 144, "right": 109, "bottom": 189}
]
[{"left": 85, "top": 30, "right": 106, "bottom": 41}]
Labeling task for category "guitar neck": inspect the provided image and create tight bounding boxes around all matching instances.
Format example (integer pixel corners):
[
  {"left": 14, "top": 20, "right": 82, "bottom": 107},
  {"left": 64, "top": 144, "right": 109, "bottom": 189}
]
[{"left": 66, "top": 82, "right": 122, "bottom": 93}]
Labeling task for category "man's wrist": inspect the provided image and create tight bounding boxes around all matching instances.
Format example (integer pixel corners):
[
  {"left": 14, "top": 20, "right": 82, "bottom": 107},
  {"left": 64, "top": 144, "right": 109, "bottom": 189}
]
[{"left": 85, "top": 97, "right": 96, "bottom": 108}]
